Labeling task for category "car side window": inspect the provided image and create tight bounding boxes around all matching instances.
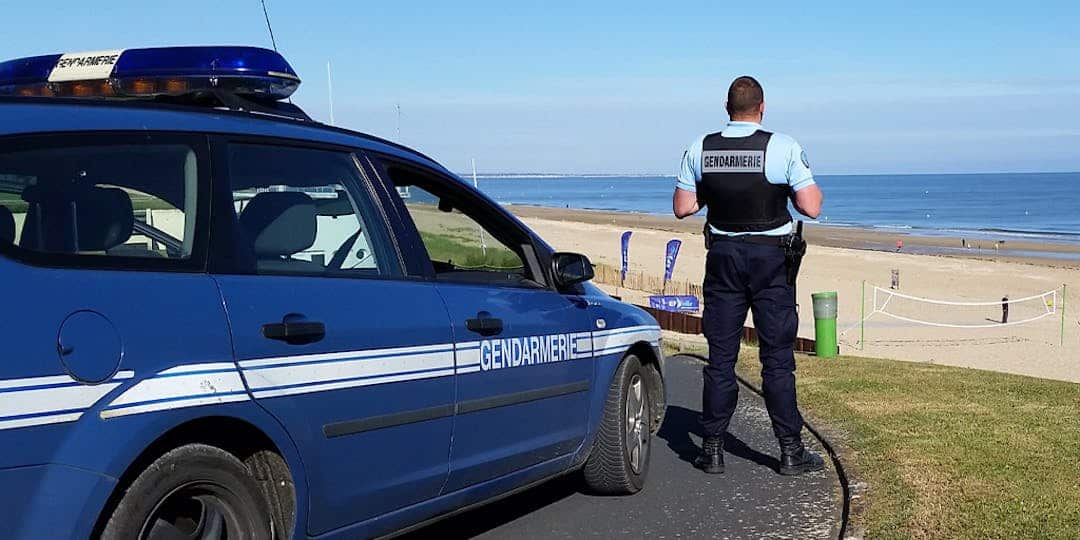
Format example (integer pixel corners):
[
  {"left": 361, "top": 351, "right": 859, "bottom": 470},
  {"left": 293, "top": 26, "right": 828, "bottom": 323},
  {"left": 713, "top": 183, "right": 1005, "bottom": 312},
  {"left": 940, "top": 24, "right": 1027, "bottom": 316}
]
[
  {"left": 0, "top": 135, "right": 204, "bottom": 267},
  {"left": 225, "top": 143, "right": 396, "bottom": 278},
  {"left": 377, "top": 159, "right": 541, "bottom": 288}
]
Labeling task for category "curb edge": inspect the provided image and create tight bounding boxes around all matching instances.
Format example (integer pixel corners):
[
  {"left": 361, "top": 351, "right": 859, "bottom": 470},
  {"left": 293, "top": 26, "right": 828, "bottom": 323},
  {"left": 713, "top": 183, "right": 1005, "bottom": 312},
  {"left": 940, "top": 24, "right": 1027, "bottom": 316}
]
[{"left": 680, "top": 353, "right": 864, "bottom": 540}]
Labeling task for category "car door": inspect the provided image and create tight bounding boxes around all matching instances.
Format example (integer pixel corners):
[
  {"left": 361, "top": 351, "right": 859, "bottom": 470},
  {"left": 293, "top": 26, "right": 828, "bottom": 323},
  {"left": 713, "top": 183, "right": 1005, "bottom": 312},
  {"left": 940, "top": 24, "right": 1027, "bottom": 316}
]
[
  {"left": 371, "top": 156, "right": 596, "bottom": 492},
  {"left": 0, "top": 132, "right": 232, "bottom": 473},
  {"left": 208, "top": 140, "right": 456, "bottom": 535}
]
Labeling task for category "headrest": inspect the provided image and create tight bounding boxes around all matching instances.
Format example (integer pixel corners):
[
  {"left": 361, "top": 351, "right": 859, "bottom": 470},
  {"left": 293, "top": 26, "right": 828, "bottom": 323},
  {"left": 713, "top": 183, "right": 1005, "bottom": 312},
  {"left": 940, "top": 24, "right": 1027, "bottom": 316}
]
[
  {"left": 240, "top": 192, "right": 316, "bottom": 257},
  {"left": 19, "top": 185, "right": 133, "bottom": 252},
  {"left": 78, "top": 188, "right": 135, "bottom": 251},
  {"left": 0, "top": 206, "right": 14, "bottom": 245}
]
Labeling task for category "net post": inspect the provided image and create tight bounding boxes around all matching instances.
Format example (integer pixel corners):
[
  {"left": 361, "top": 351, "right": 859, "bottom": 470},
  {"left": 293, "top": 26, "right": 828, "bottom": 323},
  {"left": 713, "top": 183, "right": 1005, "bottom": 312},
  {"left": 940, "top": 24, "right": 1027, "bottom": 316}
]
[
  {"left": 861, "top": 280, "right": 866, "bottom": 351},
  {"left": 1061, "top": 284, "right": 1067, "bottom": 347}
]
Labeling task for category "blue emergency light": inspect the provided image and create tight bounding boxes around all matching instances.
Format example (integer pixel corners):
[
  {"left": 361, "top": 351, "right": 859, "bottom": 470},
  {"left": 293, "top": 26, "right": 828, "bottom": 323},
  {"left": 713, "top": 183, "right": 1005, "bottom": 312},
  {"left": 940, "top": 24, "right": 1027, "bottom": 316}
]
[{"left": 0, "top": 46, "right": 300, "bottom": 100}]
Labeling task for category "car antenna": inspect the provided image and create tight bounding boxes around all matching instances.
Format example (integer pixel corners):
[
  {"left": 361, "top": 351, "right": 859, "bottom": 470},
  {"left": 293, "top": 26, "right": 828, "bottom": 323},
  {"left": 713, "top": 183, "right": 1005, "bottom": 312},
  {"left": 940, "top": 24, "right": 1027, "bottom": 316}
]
[
  {"left": 259, "top": 0, "right": 291, "bottom": 103},
  {"left": 260, "top": 0, "right": 279, "bottom": 52}
]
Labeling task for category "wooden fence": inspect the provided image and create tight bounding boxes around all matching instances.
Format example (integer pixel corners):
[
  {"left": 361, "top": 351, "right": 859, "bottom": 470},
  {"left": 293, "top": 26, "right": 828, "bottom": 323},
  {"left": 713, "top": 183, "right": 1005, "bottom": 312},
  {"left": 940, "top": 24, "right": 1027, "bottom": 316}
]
[
  {"left": 637, "top": 305, "right": 819, "bottom": 354},
  {"left": 591, "top": 263, "right": 817, "bottom": 353},
  {"left": 593, "top": 263, "right": 704, "bottom": 297}
]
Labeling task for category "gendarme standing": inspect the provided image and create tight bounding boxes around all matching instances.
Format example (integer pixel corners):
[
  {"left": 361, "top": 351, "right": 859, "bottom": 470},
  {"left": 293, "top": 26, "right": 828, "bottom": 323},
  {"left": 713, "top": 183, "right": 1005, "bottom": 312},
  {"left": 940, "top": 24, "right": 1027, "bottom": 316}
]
[{"left": 672, "top": 76, "right": 825, "bottom": 476}]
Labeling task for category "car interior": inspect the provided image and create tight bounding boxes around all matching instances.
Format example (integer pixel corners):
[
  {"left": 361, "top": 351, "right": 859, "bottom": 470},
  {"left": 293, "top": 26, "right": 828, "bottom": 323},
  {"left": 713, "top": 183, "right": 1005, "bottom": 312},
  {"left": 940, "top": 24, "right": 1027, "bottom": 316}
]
[
  {"left": 238, "top": 191, "right": 322, "bottom": 273},
  {"left": 0, "top": 144, "right": 198, "bottom": 260},
  {"left": 0, "top": 205, "right": 14, "bottom": 245},
  {"left": 227, "top": 187, "right": 380, "bottom": 276},
  {"left": 225, "top": 144, "right": 384, "bottom": 277},
  {"left": 19, "top": 184, "right": 135, "bottom": 255}
]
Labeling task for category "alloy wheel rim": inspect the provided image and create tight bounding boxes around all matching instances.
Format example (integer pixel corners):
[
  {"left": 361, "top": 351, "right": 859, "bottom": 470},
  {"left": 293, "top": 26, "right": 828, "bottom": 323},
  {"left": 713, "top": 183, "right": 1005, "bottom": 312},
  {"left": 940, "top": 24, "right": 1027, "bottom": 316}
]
[
  {"left": 625, "top": 374, "right": 648, "bottom": 474},
  {"left": 141, "top": 481, "right": 245, "bottom": 540}
]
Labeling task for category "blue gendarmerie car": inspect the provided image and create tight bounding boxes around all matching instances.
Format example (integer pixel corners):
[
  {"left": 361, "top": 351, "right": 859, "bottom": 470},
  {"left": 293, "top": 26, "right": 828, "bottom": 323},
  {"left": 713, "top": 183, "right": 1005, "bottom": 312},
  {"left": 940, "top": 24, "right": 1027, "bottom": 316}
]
[{"left": 0, "top": 46, "right": 665, "bottom": 539}]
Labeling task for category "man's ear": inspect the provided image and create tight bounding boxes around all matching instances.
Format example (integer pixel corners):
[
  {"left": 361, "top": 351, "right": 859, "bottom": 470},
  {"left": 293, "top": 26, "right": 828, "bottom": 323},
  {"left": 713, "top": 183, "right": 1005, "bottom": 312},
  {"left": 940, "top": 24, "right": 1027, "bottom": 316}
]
[{"left": 759, "top": 101, "right": 767, "bottom": 116}]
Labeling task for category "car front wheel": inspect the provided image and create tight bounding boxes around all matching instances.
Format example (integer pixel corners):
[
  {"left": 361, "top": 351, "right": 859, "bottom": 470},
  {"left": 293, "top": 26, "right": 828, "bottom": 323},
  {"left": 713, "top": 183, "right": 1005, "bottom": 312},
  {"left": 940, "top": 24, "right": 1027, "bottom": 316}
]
[{"left": 583, "top": 354, "right": 651, "bottom": 494}]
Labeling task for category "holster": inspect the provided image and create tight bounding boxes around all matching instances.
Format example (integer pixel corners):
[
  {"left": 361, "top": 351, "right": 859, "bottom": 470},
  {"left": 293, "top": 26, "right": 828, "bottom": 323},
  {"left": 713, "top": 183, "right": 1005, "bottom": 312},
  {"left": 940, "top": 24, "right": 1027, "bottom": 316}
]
[{"left": 783, "top": 221, "right": 807, "bottom": 286}]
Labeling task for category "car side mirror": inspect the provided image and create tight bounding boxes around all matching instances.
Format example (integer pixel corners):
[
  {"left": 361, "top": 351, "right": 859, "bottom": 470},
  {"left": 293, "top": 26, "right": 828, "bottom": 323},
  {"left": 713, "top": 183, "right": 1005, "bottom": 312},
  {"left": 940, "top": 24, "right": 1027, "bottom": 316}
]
[{"left": 552, "top": 252, "right": 594, "bottom": 287}]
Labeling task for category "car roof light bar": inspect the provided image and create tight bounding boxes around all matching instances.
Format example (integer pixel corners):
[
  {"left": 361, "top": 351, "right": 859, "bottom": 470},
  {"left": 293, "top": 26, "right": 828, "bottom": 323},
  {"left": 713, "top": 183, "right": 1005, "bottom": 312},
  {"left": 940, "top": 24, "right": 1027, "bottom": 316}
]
[{"left": 0, "top": 46, "right": 301, "bottom": 101}]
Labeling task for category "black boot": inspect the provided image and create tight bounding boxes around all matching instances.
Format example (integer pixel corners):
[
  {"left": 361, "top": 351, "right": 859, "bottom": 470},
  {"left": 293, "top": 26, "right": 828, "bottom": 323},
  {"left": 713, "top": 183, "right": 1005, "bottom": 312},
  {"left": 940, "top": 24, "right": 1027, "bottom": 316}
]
[
  {"left": 779, "top": 436, "right": 825, "bottom": 476},
  {"left": 693, "top": 436, "right": 724, "bottom": 474}
]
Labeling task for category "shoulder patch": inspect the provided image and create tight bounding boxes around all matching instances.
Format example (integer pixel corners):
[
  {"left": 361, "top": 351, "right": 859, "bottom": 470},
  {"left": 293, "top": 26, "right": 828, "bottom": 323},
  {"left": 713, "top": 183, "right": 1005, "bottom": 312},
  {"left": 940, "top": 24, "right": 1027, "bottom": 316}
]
[{"left": 800, "top": 150, "right": 810, "bottom": 169}]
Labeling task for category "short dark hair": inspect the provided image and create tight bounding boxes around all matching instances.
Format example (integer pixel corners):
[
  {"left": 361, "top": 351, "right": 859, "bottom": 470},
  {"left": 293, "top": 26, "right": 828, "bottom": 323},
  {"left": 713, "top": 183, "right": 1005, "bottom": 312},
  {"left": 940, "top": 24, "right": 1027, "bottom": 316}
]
[{"left": 726, "top": 76, "right": 764, "bottom": 116}]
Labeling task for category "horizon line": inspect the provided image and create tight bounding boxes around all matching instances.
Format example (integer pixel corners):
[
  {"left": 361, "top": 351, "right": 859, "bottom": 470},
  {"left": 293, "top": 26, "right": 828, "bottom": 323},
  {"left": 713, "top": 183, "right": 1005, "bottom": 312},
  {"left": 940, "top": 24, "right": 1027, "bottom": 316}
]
[{"left": 455, "top": 170, "right": 1080, "bottom": 178}]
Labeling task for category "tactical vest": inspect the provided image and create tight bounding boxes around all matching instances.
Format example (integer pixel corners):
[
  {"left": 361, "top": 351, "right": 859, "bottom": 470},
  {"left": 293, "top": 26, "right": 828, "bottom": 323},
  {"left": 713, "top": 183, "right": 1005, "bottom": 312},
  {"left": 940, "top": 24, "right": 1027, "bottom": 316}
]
[{"left": 698, "top": 129, "right": 792, "bottom": 233}]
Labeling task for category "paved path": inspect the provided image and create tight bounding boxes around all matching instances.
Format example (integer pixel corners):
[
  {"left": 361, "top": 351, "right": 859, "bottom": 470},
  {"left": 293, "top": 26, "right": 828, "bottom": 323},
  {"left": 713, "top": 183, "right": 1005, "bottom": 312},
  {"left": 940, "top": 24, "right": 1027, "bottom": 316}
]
[{"left": 404, "top": 354, "right": 841, "bottom": 539}]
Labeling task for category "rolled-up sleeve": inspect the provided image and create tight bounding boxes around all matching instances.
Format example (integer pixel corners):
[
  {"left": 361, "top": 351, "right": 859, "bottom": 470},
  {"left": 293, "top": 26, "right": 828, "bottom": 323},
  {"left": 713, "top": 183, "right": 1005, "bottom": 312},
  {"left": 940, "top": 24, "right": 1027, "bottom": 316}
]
[
  {"left": 787, "top": 139, "right": 816, "bottom": 192},
  {"left": 676, "top": 135, "right": 704, "bottom": 192}
]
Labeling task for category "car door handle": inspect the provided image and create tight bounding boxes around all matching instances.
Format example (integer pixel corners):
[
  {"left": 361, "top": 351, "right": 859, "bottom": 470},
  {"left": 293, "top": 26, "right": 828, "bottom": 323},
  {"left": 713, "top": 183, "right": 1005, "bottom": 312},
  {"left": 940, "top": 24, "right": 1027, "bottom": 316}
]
[
  {"left": 262, "top": 321, "right": 326, "bottom": 345},
  {"left": 465, "top": 317, "right": 503, "bottom": 336}
]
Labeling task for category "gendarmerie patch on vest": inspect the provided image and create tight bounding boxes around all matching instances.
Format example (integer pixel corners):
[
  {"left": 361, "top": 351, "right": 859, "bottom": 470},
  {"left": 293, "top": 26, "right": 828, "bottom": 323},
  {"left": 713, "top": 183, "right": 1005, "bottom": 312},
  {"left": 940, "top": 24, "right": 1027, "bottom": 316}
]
[
  {"left": 701, "top": 150, "right": 765, "bottom": 173},
  {"left": 699, "top": 130, "right": 791, "bottom": 232}
]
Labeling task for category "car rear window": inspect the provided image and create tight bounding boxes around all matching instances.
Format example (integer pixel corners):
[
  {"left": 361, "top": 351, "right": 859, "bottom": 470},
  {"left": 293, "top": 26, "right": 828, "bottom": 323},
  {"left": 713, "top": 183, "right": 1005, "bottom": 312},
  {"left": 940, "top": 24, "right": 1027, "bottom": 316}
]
[{"left": 0, "top": 136, "right": 204, "bottom": 266}]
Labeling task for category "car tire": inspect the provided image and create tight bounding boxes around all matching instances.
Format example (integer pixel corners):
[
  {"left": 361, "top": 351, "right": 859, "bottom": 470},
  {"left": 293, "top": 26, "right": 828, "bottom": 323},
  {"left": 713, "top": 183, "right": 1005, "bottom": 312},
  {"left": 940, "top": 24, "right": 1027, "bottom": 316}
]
[
  {"left": 583, "top": 354, "right": 651, "bottom": 494},
  {"left": 100, "top": 443, "right": 274, "bottom": 540}
]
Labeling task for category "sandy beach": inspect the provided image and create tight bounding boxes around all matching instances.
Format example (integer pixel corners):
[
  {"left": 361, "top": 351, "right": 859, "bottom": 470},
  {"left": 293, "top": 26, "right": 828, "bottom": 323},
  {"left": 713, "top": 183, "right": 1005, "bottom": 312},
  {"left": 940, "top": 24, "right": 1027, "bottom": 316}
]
[
  {"left": 511, "top": 205, "right": 1080, "bottom": 268},
  {"left": 509, "top": 205, "right": 1080, "bottom": 383}
]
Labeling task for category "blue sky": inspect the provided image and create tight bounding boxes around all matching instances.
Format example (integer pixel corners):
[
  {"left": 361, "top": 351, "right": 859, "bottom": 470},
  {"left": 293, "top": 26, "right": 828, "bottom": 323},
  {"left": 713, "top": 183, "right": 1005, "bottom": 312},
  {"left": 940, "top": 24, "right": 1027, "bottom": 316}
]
[{"left": 3, "top": 1, "right": 1079, "bottom": 174}]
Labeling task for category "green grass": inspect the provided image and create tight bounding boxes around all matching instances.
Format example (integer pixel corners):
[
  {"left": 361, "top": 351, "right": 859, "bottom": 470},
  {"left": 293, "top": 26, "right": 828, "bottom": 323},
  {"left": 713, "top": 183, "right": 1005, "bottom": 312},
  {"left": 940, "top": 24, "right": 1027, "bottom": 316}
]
[
  {"left": 665, "top": 338, "right": 1080, "bottom": 539},
  {"left": 0, "top": 193, "right": 27, "bottom": 213},
  {"left": 129, "top": 197, "right": 178, "bottom": 212},
  {"left": 419, "top": 230, "right": 523, "bottom": 270},
  {"left": 1, "top": 193, "right": 175, "bottom": 214}
]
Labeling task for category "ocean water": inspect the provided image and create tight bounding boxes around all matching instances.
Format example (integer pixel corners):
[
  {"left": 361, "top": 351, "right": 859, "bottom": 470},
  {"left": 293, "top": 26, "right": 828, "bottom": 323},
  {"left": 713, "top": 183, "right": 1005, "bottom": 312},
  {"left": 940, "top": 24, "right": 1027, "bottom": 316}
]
[{"left": 470, "top": 173, "right": 1080, "bottom": 244}]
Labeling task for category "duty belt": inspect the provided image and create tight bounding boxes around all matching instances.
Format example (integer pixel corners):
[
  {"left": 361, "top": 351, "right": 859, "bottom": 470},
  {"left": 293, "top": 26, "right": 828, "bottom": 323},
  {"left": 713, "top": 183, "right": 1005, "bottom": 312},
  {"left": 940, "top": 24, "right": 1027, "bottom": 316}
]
[
  {"left": 704, "top": 222, "right": 807, "bottom": 287},
  {"left": 707, "top": 232, "right": 788, "bottom": 248}
]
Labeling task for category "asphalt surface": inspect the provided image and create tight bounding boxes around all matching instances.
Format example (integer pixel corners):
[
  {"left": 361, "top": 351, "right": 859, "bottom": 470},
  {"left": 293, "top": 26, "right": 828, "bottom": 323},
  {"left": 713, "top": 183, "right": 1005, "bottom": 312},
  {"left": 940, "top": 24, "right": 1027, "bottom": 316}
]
[{"left": 403, "top": 354, "right": 841, "bottom": 539}]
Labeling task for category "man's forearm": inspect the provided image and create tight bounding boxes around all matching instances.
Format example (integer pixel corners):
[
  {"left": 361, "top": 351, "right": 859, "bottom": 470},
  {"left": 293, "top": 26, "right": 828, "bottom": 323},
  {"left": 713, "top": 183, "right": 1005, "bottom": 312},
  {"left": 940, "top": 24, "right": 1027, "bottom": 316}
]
[{"left": 674, "top": 201, "right": 700, "bottom": 218}]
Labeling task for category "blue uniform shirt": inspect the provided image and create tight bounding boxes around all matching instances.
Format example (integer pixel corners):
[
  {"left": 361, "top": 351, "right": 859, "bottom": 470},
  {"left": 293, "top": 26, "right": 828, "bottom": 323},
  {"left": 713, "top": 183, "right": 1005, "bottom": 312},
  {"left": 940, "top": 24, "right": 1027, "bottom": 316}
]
[{"left": 677, "top": 121, "right": 815, "bottom": 236}]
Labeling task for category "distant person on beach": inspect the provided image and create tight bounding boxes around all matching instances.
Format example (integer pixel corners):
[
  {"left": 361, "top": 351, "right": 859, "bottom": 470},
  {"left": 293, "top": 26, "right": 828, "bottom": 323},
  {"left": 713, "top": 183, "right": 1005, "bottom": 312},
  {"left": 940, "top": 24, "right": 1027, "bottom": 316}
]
[{"left": 672, "top": 75, "right": 824, "bottom": 476}]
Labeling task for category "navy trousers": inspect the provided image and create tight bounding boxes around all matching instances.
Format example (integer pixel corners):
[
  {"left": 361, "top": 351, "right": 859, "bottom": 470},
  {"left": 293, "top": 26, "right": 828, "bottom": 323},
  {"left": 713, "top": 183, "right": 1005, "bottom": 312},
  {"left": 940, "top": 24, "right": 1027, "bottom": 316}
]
[{"left": 701, "top": 239, "right": 804, "bottom": 440}]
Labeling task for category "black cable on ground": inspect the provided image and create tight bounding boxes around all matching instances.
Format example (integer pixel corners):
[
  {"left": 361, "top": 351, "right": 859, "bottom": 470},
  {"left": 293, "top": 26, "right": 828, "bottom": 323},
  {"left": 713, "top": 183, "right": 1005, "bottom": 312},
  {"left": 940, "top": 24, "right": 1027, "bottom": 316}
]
[{"left": 680, "top": 353, "right": 853, "bottom": 540}]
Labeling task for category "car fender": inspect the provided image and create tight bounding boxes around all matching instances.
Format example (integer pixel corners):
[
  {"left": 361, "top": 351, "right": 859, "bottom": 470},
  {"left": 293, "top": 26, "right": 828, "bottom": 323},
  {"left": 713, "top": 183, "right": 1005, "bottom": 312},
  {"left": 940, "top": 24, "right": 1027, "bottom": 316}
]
[
  {"left": 577, "top": 298, "right": 664, "bottom": 464},
  {"left": 45, "top": 380, "right": 310, "bottom": 538}
]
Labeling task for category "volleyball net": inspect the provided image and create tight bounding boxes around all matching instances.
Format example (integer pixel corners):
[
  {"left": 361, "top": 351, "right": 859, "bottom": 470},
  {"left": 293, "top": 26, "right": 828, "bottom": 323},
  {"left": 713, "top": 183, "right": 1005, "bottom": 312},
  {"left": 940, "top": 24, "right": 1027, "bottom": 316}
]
[{"left": 843, "top": 283, "right": 1067, "bottom": 347}]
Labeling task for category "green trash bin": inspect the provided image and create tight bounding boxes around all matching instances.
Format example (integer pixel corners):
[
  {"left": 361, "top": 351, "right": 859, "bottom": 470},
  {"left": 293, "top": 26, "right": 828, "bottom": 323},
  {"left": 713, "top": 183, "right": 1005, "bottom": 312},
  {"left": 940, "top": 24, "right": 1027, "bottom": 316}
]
[{"left": 811, "top": 292, "right": 838, "bottom": 358}]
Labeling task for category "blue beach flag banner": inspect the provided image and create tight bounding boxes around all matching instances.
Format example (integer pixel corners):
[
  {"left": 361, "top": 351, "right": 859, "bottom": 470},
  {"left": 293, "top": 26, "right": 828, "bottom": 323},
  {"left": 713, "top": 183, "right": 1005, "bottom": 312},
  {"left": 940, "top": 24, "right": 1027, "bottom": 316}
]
[
  {"left": 663, "top": 239, "right": 682, "bottom": 284},
  {"left": 649, "top": 295, "right": 700, "bottom": 313},
  {"left": 620, "top": 231, "right": 632, "bottom": 283}
]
